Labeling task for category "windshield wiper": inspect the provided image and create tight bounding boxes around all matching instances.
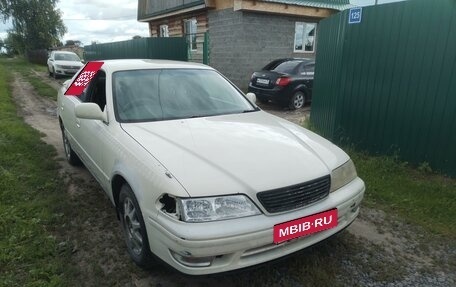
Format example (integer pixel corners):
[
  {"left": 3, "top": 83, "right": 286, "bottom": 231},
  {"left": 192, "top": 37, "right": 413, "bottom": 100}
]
[
  {"left": 242, "top": 109, "right": 258, "bottom": 113},
  {"left": 189, "top": 115, "right": 206, "bottom": 118}
]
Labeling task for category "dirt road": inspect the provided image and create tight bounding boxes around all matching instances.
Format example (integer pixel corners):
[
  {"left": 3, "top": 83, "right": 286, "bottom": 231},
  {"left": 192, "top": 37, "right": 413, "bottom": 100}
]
[{"left": 11, "top": 71, "right": 455, "bottom": 287}]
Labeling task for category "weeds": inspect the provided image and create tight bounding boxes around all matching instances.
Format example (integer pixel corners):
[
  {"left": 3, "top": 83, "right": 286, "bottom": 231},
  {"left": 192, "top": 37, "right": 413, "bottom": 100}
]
[
  {"left": 0, "top": 59, "right": 71, "bottom": 286},
  {"left": 6, "top": 57, "right": 57, "bottom": 99},
  {"left": 349, "top": 150, "right": 456, "bottom": 238}
]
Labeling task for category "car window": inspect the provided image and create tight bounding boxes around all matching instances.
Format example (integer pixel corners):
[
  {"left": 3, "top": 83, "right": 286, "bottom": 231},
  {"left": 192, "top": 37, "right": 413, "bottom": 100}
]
[
  {"left": 298, "top": 63, "right": 306, "bottom": 74},
  {"left": 262, "top": 59, "right": 287, "bottom": 71},
  {"left": 113, "top": 69, "right": 255, "bottom": 122},
  {"left": 54, "top": 53, "right": 80, "bottom": 61},
  {"left": 80, "top": 71, "right": 106, "bottom": 111},
  {"left": 270, "top": 60, "right": 302, "bottom": 74},
  {"left": 305, "top": 63, "right": 315, "bottom": 75}
]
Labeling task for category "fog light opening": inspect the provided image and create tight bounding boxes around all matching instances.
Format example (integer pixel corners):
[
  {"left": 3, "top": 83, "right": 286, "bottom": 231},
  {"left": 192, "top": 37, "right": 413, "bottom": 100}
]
[
  {"left": 170, "top": 250, "right": 214, "bottom": 267},
  {"left": 158, "top": 194, "right": 180, "bottom": 220},
  {"left": 351, "top": 202, "right": 359, "bottom": 213}
]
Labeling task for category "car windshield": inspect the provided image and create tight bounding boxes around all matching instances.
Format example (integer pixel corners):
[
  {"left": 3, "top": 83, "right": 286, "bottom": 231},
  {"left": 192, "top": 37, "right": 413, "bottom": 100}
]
[
  {"left": 305, "top": 63, "right": 315, "bottom": 74},
  {"left": 113, "top": 69, "right": 256, "bottom": 122},
  {"left": 270, "top": 60, "right": 302, "bottom": 74},
  {"left": 54, "top": 53, "right": 80, "bottom": 61}
]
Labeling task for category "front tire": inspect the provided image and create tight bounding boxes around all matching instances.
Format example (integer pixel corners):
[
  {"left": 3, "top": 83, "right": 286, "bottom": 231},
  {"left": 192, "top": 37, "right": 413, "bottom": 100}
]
[
  {"left": 289, "top": 91, "right": 306, "bottom": 110},
  {"left": 119, "top": 184, "right": 152, "bottom": 267},
  {"left": 61, "top": 127, "right": 81, "bottom": 166}
]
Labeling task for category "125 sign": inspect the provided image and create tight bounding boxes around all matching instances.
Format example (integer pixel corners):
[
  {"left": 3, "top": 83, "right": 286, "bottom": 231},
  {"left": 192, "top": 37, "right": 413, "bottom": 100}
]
[{"left": 349, "top": 7, "right": 362, "bottom": 24}]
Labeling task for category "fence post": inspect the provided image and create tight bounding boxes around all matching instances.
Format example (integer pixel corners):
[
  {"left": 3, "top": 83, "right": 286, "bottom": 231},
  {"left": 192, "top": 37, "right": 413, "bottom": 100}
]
[{"left": 203, "top": 32, "right": 209, "bottom": 65}]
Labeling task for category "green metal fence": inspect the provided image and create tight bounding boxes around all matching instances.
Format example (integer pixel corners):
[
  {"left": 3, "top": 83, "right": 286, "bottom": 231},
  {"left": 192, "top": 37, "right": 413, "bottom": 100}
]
[
  {"left": 84, "top": 37, "right": 188, "bottom": 61},
  {"left": 311, "top": 0, "right": 456, "bottom": 176}
]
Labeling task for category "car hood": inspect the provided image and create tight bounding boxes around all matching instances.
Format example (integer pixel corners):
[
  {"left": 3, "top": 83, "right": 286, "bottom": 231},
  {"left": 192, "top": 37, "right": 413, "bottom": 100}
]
[
  {"left": 54, "top": 60, "right": 83, "bottom": 67},
  {"left": 121, "top": 111, "right": 348, "bottom": 197}
]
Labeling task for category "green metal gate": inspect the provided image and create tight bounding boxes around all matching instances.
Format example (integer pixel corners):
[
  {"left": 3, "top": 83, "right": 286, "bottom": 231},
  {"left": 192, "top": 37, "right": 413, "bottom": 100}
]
[
  {"left": 186, "top": 32, "right": 210, "bottom": 65},
  {"left": 311, "top": 0, "right": 456, "bottom": 176},
  {"left": 84, "top": 37, "right": 188, "bottom": 61}
]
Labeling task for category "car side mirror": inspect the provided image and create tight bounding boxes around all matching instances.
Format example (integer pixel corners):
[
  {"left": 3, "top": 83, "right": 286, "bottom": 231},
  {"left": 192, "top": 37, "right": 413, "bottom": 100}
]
[
  {"left": 75, "top": 103, "right": 108, "bottom": 122},
  {"left": 246, "top": 92, "right": 257, "bottom": 104}
]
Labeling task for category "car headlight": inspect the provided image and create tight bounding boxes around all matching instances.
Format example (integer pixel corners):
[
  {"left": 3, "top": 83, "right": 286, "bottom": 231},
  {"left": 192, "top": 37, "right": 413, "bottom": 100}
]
[
  {"left": 177, "top": 195, "right": 261, "bottom": 222},
  {"left": 330, "top": 159, "right": 357, "bottom": 192},
  {"left": 55, "top": 64, "right": 62, "bottom": 68}
]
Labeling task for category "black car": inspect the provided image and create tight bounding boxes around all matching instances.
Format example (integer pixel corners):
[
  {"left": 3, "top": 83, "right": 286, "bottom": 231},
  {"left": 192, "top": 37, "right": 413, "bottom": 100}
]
[{"left": 248, "top": 58, "right": 314, "bottom": 109}]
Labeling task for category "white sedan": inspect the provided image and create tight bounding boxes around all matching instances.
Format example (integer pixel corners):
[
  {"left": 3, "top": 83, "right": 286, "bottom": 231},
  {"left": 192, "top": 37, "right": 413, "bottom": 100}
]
[{"left": 57, "top": 59, "right": 365, "bottom": 275}]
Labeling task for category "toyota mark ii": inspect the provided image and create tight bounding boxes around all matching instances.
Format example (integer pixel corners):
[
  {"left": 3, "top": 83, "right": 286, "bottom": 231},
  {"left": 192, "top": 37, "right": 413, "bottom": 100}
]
[{"left": 57, "top": 59, "right": 365, "bottom": 275}]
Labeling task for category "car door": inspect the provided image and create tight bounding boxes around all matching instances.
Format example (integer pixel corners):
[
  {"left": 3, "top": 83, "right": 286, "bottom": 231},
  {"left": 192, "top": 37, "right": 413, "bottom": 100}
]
[
  {"left": 74, "top": 71, "right": 111, "bottom": 190},
  {"left": 303, "top": 63, "right": 314, "bottom": 99},
  {"left": 59, "top": 80, "right": 84, "bottom": 155}
]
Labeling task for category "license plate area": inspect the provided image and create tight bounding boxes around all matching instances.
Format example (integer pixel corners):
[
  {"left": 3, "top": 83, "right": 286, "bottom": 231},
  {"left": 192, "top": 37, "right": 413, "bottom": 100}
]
[
  {"left": 256, "top": 78, "right": 270, "bottom": 85},
  {"left": 273, "top": 209, "right": 338, "bottom": 244}
]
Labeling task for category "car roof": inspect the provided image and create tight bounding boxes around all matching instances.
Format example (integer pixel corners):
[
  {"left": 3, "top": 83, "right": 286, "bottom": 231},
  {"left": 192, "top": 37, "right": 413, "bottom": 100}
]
[
  {"left": 262, "top": 58, "right": 314, "bottom": 71},
  {"left": 278, "top": 58, "right": 314, "bottom": 63},
  {"left": 97, "top": 59, "right": 213, "bottom": 73},
  {"left": 53, "top": 51, "right": 78, "bottom": 55}
]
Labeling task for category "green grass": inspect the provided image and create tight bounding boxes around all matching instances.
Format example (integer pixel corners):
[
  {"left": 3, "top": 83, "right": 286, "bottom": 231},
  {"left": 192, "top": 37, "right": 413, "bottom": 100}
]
[
  {"left": 27, "top": 75, "right": 58, "bottom": 99},
  {"left": 350, "top": 150, "right": 456, "bottom": 238},
  {"left": 0, "top": 59, "right": 70, "bottom": 286},
  {"left": 6, "top": 57, "right": 57, "bottom": 99},
  {"left": 304, "top": 119, "right": 456, "bottom": 239}
]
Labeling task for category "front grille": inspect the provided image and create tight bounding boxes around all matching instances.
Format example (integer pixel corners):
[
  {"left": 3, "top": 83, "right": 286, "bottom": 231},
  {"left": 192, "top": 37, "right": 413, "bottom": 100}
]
[{"left": 257, "top": 175, "right": 330, "bottom": 213}]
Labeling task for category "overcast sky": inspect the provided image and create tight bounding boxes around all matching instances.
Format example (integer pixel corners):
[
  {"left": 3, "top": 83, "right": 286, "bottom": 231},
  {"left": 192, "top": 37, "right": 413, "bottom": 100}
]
[
  {"left": 0, "top": 0, "right": 149, "bottom": 46},
  {"left": 0, "top": 0, "right": 406, "bottom": 47}
]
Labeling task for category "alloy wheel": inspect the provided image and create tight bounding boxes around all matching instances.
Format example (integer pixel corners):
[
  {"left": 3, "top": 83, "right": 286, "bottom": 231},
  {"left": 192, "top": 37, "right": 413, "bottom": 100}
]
[{"left": 122, "top": 197, "right": 143, "bottom": 256}]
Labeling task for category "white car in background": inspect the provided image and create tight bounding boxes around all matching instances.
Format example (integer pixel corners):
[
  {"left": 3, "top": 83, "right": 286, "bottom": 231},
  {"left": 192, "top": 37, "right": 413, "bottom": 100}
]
[
  {"left": 47, "top": 51, "right": 84, "bottom": 79},
  {"left": 57, "top": 59, "right": 365, "bottom": 275}
]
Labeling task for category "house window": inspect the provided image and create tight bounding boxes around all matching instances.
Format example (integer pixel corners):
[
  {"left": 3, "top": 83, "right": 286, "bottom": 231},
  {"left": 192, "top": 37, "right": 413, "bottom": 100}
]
[
  {"left": 159, "top": 24, "right": 169, "bottom": 37},
  {"left": 184, "top": 18, "right": 197, "bottom": 51},
  {"left": 294, "top": 22, "right": 317, "bottom": 53}
]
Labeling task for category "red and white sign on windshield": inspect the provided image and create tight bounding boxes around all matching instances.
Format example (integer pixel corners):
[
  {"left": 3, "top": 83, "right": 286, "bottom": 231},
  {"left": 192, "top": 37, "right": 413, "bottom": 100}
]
[
  {"left": 64, "top": 61, "right": 104, "bottom": 96},
  {"left": 273, "top": 209, "right": 338, "bottom": 244}
]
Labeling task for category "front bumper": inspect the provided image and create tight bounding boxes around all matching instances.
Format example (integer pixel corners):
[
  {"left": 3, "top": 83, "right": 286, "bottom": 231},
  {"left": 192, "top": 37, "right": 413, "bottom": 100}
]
[
  {"left": 145, "top": 177, "right": 365, "bottom": 275},
  {"left": 55, "top": 68, "right": 80, "bottom": 76}
]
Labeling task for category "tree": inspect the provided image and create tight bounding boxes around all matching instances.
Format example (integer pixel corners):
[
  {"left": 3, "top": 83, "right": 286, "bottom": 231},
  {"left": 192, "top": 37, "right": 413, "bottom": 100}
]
[
  {"left": 132, "top": 35, "right": 142, "bottom": 40},
  {"left": 0, "top": 0, "right": 66, "bottom": 54},
  {"left": 65, "top": 40, "right": 82, "bottom": 47},
  {"left": 3, "top": 33, "right": 20, "bottom": 55}
]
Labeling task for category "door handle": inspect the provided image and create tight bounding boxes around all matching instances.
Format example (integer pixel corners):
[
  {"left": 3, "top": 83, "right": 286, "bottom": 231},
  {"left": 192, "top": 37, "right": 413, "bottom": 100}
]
[{"left": 76, "top": 118, "right": 81, "bottom": 128}]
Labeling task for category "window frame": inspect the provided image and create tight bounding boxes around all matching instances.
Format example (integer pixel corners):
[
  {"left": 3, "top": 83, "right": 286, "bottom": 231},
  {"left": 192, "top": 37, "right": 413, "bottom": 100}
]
[
  {"left": 159, "top": 24, "right": 169, "bottom": 37},
  {"left": 184, "top": 18, "right": 198, "bottom": 51},
  {"left": 293, "top": 22, "right": 317, "bottom": 53}
]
